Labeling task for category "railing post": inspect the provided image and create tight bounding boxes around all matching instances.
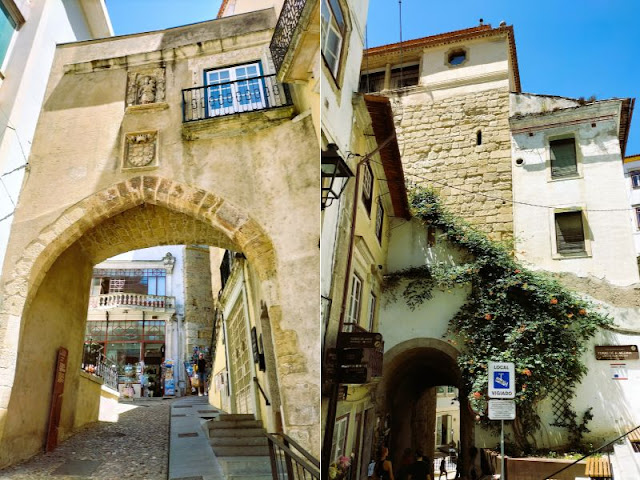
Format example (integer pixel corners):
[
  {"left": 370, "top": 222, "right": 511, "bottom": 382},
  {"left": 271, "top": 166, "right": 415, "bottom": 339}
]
[{"left": 267, "top": 436, "right": 280, "bottom": 480}]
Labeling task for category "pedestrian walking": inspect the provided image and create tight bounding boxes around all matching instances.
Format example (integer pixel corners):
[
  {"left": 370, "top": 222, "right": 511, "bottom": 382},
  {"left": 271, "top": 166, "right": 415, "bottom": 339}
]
[
  {"left": 398, "top": 447, "right": 414, "bottom": 480},
  {"left": 196, "top": 352, "right": 207, "bottom": 396},
  {"left": 374, "top": 446, "right": 395, "bottom": 480},
  {"left": 439, "top": 458, "right": 447, "bottom": 479},
  {"left": 407, "top": 450, "right": 431, "bottom": 480}
]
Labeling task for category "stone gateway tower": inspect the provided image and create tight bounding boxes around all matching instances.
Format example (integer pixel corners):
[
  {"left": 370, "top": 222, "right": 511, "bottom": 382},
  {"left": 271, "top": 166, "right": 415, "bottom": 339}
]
[
  {"left": 361, "top": 24, "right": 520, "bottom": 241},
  {"left": 0, "top": 10, "right": 319, "bottom": 466}
]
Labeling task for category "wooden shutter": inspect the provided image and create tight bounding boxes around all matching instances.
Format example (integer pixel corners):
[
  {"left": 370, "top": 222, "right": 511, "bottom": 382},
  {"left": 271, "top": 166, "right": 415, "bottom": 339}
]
[
  {"left": 550, "top": 138, "right": 577, "bottom": 177},
  {"left": 555, "top": 211, "right": 585, "bottom": 253}
]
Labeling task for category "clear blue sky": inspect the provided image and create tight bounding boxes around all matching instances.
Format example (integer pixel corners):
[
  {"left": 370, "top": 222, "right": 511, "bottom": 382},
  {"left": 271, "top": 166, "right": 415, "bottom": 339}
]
[
  {"left": 105, "top": 0, "right": 222, "bottom": 36},
  {"left": 105, "top": 1, "right": 640, "bottom": 156},
  {"left": 366, "top": 0, "right": 640, "bottom": 156}
]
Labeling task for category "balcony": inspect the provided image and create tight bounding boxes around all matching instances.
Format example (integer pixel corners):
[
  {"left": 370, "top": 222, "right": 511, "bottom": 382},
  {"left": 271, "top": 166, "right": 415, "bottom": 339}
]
[
  {"left": 89, "top": 293, "right": 176, "bottom": 313},
  {"left": 181, "top": 75, "right": 293, "bottom": 123},
  {"left": 270, "top": 0, "right": 318, "bottom": 83}
]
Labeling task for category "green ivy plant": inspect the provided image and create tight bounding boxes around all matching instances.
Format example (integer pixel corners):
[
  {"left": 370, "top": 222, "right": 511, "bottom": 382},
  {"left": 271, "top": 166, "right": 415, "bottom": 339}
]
[{"left": 385, "top": 187, "right": 610, "bottom": 452}]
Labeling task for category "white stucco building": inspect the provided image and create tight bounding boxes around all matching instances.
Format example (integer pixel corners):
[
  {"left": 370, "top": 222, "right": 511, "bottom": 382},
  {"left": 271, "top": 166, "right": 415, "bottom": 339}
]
[{"left": 0, "top": 0, "right": 112, "bottom": 277}]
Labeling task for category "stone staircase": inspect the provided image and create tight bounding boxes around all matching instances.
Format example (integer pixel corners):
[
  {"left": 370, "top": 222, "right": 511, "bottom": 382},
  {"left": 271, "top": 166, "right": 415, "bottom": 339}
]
[{"left": 207, "top": 413, "right": 272, "bottom": 480}]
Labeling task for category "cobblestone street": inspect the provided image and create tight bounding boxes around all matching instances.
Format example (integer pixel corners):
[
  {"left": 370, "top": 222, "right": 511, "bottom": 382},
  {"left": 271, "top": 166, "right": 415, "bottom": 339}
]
[{"left": 0, "top": 399, "right": 173, "bottom": 480}]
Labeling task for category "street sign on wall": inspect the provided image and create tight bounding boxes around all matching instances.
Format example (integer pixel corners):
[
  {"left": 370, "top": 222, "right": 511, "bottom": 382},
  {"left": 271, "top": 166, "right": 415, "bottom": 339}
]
[
  {"left": 488, "top": 399, "right": 516, "bottom": 420},
  {"left": 488, "top": 361, "right": 515, "bottom": 399}
]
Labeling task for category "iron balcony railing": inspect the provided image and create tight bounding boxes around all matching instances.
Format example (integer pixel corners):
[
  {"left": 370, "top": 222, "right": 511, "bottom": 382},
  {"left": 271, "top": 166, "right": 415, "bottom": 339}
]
[
  {"left": 267, "top": 432, "right": 320, "bottom": 479},
  {"left": 181, "top": 74, "right": 292, "bottom": 122},
  {"left": 82, "top": 348, "right": 118, "bottom": 390},
  {"left": 269, "top": 0, "right": 306, "bottom": 74}
]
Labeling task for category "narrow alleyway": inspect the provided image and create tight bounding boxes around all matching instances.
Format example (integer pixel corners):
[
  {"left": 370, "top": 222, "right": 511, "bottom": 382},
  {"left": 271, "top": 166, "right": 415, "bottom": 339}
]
[{"left": 0, "top": 398, "right": 173, "bottom": 479}]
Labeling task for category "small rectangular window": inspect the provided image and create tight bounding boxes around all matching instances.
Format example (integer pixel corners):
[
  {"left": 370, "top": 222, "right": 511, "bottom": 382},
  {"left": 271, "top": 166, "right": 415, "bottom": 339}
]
[
  {"left": 362, "top": 164, "right": 373, "bottom": 215},
  {"left": 550, "top": 138, "right": 578, "bottom": 178},
  {"left": 367, "top": 293, "right": 377, "bottom": 332},
  {"left": 631, "top": 171, "right": 640, "bottom": 189},
  {"left": 555, "top": 211, "right": 586, "bottom": 254},
  {"left": 635, "top": 206, "right": 640, "bottom": 229},
  {"left": 331, "top": 414, "right": 349, "bottom": 464},
  {"left": 321, "top": 0, "right": 344, "bottom": 77},
  {"left": 346, "top": 274, "right": 362, "bottom": 327},
  {"left": 375, "top": 198, "right": 384, "bottom": 242}
]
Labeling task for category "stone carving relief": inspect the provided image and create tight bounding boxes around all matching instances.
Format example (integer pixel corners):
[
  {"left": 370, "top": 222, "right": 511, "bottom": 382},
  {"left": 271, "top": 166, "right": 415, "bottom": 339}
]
[
  {"left": 124, "top": 131, "right": 158, "bottom": 169},
  {"left": 126, "top": 67, "right": 166, "bottom": 107}
]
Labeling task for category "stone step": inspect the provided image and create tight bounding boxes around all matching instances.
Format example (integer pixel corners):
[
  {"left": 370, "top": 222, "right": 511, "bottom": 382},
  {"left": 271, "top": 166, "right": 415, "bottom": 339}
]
[
  {"left": 210, "top": 419, "right": 263, "bottom": 429},
  {"left": 215, "top": 413, "right": 256, "bottom": 422},
  {"left": 217, "top": 456, "right": 272, "bottom": 476},
  {"left": 209, "top": 427, "right": 266, "bottom": 437},
  {"left": 212, "top": 445, "right": 270, "bottom": 457},
  {"left": 226, "top": 475, "right": 272, "bottom": 480},
  {"left": 210, "top": 436, "right": 268, "bottom": 446}
]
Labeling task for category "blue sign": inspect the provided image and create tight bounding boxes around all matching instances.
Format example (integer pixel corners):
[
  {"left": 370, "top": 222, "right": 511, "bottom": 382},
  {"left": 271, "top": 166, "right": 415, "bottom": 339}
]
[{"left": 493, "top": 371, "right": 510, "bottom": 389}]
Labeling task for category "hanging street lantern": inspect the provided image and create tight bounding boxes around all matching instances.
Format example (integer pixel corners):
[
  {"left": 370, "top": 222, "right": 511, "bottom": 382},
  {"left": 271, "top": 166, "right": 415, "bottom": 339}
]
[{"left": 321, "top": 144, "right": 353, "bottom": 209}]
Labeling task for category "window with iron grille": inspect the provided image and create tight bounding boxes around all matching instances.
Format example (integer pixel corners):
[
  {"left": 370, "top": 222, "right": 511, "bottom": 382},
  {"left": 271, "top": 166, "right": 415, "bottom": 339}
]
[
  {"left": 362, "top": 163, "right": 373, "bottom": 215},
  {"left": 631, "top": 171, "right": 640, "bottom": 189},
  {"left": 555, "top": 211, "right": 586, "bottom": 254},
  {"left": 550, "top": 138, "right": 578, "bottom": 178},
  {"left": 320, "top": 0, "right": 345, "bottom": 77},
  {"left": 375, "top": 197, "right": 384, "bottom": 242}
]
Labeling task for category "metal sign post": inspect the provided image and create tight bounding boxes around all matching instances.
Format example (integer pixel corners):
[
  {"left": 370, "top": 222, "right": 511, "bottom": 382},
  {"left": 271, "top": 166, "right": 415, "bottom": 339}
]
[{"left": 488, "top": 361, "right": 516, "bottom": 480}]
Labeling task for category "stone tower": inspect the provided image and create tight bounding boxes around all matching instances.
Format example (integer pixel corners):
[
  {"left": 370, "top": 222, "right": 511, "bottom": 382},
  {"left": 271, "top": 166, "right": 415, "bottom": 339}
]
[
  {"left": 361, "top": 24, "right": 521, "bottom": 241},
  {"left": 183, "top": 245, "right": 215, "bottom": 358}
]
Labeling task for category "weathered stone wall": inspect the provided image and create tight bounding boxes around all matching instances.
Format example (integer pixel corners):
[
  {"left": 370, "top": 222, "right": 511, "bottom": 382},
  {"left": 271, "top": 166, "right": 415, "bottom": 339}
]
[
  {"left": 183, "top": 246, "right": 215, "bottom": 357},
  {"left": 390, "top": 87, "right": 513, "bottom": 240}
]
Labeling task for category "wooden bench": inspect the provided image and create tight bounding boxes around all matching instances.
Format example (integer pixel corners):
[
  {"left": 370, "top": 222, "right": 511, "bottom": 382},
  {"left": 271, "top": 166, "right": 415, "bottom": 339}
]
[{"left": 585, "top": 456, "right": 612, "bottom": 479}]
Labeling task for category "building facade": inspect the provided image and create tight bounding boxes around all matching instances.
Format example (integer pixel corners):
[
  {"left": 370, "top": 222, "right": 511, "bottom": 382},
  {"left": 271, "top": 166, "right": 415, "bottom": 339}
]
[
  {"left": 0, "top": 7, "right": 319, "bottom": 467},
  {"left": 0, "top": 0, "right": 112, "bottom": 278}
]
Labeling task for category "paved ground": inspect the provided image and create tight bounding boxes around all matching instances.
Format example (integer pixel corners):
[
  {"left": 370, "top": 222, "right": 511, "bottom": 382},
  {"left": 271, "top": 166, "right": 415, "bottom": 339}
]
[{"left": 0, "top": 398, "right": 173, "bottom": 480}]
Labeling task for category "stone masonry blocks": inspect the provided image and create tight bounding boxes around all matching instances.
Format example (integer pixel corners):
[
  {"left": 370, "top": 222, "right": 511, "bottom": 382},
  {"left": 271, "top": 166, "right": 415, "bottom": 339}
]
[{"left": 392, "top": 88, "right": 514, "bottom": 240}]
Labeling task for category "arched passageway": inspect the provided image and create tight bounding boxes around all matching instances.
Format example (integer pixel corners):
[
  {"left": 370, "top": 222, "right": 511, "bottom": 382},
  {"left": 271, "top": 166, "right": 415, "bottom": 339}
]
[
  {"left": 0, "top": 177, "right": 316, "bottom": 466},
  {"left": 377, "top": 339, "right": 474, "bottom": 477}
]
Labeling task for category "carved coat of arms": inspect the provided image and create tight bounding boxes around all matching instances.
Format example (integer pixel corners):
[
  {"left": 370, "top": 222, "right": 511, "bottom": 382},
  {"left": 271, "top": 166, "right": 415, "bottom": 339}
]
[{"left": 125, "top": 132, "right": 157, "bottom": 168}]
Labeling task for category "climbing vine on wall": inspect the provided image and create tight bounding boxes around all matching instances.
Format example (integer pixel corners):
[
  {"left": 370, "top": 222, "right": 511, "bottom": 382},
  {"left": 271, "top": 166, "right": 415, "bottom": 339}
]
[{"left": 385, "top": 187, "right": 610, "bottom": 452}]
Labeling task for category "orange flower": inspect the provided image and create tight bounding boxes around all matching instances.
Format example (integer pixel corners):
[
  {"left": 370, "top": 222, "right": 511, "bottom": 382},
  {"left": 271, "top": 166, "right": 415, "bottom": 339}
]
[
  {"left": 514, "top": 269, "right": 521, "bottom": 274},
  {"left": 484, "top": 313, "right": 492, "bottom": 320},
  {"left": 578, "top": 309, "right": 587, "bottom": 315},
  {"left": 522, "top": 368, "right": 532, "bottom": 377},
  {"left": 567, "top": 313, "right": 574, "bottom": 318},
  {"left": 550, "top": 298, "right": 558, "bottom": 305},
  {"left": 473, "top": 391, "right": 482, "bottom": 399}
]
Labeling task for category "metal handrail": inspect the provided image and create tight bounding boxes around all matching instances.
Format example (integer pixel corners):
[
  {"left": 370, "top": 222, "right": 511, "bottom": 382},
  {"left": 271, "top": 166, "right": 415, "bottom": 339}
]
[
  {"left": 266, "top": 432, "right": 320, "bottom": 479},
  {"left": 543, "top": 424, "right": 640, "bottom": 479},
  {"left": 253, "top": 376, "right": 271, "bottom": 406},
  {"left": 181, "top": 74, "right": 292, "bottom": 122}
]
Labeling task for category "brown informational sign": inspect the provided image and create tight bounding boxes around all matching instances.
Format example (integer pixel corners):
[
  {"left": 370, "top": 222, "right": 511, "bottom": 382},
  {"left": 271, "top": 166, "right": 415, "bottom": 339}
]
[
  {"left": 595, "top": 345, "right": 639, "bottom": 361},
  {"left": 336, "top": 332, "right": 383, "bottom": 349},
  {"left": 46, "top": 347, "right": 68, "bottom": 452},
  {"left": 340, "top": 366, "right": 370, "bottom": 384}
]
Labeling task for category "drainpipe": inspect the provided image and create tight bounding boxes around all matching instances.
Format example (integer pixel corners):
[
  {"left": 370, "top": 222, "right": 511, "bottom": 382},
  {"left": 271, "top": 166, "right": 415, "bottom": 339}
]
[{"left": 321, "top": 133, "right": 396, "bottom": 478}]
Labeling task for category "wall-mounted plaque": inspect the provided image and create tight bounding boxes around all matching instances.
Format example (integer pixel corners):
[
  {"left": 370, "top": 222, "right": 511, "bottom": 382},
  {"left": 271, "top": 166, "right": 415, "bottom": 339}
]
[{"left": 595, "top": 345, "right": 639, "bottom": 361}]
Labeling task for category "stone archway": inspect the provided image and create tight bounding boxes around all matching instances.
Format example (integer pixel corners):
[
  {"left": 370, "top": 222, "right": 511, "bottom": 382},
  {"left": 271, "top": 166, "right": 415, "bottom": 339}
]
[
  {"left": 0, "top": 176, "right": 312, "bottom": 466},
  {"left": 376, "top": 338, "right": 474, "bottom": 477}
]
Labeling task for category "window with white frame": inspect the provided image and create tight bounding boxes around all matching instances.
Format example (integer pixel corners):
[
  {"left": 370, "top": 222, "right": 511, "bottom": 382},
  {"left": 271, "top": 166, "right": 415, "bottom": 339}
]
[
  {"left": 320, "top": 0, "right": 345, "bottom": 77},
  {"left": 555, "top": 211, "right": 586, "bottom": 254},
  {"left": 346, "top": 273, "right": 362, "bottom": 328},
  {"left": 362, "top": 163, "right": 373, "bottom": 215},
  {"left": 375, "top": 197, "right": 384, "bottom": 242},
  {"left": 367, "top": 292, "right": 377, "bottom": 332},
  {"left": 331, "top": 414, "right": 349, "bottom": 464},
  {"left": 205, "top": 62, "right": 265, "bottom": 116},
  {"left": 631, "top": 171, "right": 640, "bottom": 189},
  {"left": 550, "top": 138, "right": 578, "bottom": 178}
]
